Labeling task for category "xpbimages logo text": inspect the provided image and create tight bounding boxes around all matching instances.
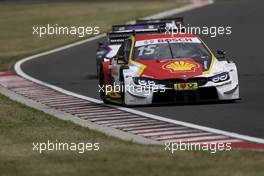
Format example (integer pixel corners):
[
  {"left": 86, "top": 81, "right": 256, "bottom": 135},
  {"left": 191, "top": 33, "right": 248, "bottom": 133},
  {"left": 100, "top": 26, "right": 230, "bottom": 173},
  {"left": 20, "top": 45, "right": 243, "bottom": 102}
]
[
  {"left": 165, "top": 24, "right": 232, "bottom": 38},
  {"left": 32, "top": 140, "right": 100, "bottom": 154},
  {"left": 165, "top": 141, "right": 232, "bottom": 154},
  {"left": 32, "top": 24, "right": 100, "bottom": 38},
  {"left": 98, "top": 82, "right": 166, "bottom": 96}
]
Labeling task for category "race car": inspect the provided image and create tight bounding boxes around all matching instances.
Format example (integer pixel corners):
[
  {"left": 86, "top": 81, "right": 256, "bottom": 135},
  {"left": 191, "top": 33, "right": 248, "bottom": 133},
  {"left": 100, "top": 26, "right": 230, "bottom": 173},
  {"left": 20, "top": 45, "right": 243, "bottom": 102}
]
[
  {"left": 96, "top": 42, "right": 120, "bottom": 75},
  {"left": 98, "top": 33, "right": 239, "bottom": 106},
  {"left": 95, "top": 18, "right": 183, "bottom": 76}
]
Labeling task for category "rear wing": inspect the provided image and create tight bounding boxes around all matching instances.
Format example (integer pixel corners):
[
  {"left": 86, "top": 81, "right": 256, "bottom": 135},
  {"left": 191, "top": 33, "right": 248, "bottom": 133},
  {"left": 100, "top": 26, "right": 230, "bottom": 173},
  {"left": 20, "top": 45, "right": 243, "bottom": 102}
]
[
  {"left": 112, "top": 23, "right": 164, "bottom": 33},
  {"left": 107, "top": 30, "right": 159, "bottom": 44},
  {"left": 108, "top": 18, "right": 184, "bottom": 44},
  {"left": 135, "top": 17, "right": 184, "bottom": 26}
]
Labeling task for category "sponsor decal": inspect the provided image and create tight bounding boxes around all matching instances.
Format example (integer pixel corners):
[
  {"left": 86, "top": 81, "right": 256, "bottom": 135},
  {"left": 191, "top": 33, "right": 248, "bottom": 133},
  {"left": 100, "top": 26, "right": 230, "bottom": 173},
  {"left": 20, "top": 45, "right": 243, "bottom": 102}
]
[
  {"left": 135, "top": 37, "right": 201, "bottom": 47},
  {"left": 163, "top": 60, "right": 200, "bottom": 73},
  {"left": 135, "top": 59, "right": 203, "bottom": 80},
  {"left": 174, "top": 82, "right": 198, "bottom": 91},
  {"left": 143, "top": 39, "right": 155, "bottom": 45},
  {"left": 157, "top": 38, "right": 198, "bottom": 43}
]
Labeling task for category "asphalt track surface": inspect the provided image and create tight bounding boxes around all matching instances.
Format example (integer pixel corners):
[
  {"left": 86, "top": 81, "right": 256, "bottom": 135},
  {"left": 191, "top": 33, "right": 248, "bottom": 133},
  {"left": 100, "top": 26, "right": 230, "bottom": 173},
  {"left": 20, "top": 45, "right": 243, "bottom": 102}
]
[{"left": 21, "top": 0, "right": 264, "bottom": 139}]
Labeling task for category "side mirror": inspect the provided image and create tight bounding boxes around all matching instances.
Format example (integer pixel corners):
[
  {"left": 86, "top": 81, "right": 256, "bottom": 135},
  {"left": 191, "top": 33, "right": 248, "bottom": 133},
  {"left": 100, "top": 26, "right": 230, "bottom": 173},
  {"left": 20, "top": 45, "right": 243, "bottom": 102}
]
[
  {"left": 117, "top": 55, "right": 128, "bottom": 64},
  {"left": 217, "top": 49, "right": 226, "bottom": 59},
  {"left": 98, "top": 42, "right": 104, "bottom": 46}
]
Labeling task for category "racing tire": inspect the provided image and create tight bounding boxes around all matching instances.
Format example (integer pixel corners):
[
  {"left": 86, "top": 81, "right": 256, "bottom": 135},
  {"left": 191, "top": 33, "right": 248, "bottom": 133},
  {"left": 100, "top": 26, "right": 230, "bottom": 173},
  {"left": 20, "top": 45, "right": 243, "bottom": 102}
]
[
  {"left": 119, "top": 70, "right": 128, "bottom": 106},
  {"left": 121, "top": 80, "right": 126, "bottom": 106},
  {"left": 99, "top": 66, "right": 110, "bottom": 104}
]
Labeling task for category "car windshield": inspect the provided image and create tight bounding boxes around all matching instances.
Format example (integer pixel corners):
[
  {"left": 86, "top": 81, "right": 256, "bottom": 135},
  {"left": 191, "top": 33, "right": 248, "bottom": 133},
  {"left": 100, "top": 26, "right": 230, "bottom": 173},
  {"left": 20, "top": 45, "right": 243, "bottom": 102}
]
[{"left": 133, "top": 38, "right": 211, "bottom": 62}]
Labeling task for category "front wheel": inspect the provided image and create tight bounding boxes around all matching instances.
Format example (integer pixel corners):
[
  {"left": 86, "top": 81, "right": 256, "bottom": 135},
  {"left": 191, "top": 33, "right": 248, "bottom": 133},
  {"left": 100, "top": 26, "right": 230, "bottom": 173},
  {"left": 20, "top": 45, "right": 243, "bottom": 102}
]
[{"left": 119, "top": 74, "right": 128, "bottom": 106}]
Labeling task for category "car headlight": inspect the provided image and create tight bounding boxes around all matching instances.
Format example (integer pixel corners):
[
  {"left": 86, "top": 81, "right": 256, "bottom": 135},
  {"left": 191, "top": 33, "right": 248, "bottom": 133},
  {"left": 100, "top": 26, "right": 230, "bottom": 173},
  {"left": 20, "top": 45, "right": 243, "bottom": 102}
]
[
  {"left": 133, "top": 77, "right": 157, "bottom": 86},
  {"left": 210, "top": 72, "right": 230, "bottom": 83}
]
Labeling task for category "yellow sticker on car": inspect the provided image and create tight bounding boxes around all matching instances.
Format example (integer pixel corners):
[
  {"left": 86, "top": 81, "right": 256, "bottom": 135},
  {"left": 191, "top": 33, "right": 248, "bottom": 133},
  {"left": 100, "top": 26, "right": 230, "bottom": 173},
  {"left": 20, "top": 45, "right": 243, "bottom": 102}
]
[{"left": 174, "top": 82, "right": 198, "bottom": 91}]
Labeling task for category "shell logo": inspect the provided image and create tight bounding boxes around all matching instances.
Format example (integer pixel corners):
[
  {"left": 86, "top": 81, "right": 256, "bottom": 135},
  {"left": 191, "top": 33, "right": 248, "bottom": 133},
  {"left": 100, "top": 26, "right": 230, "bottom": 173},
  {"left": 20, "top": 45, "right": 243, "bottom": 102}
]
[{"left": 163, "top": 60, "right": 199, "bottom": 72}]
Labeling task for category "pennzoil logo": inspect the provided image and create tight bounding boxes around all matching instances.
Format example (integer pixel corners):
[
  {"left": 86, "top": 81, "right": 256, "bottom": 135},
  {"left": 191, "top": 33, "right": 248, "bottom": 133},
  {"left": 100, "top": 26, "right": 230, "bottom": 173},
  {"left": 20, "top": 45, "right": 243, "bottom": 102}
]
[{"left": 163, "top": 60, "right": 200, "bottom": 72}]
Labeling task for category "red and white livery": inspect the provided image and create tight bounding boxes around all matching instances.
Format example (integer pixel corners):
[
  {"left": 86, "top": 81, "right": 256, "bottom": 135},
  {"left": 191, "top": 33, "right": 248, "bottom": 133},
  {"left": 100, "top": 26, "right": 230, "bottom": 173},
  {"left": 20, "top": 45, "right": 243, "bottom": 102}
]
[{"left": 99, "top": 33, "right": 239, "bottom": 105}]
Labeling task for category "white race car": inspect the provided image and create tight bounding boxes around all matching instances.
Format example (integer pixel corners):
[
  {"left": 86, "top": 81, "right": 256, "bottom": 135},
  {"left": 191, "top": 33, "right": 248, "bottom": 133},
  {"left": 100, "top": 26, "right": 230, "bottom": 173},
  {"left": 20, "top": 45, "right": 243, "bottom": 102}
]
[{"left": 98, "top": 33, "right": 239, "bottom": 106}]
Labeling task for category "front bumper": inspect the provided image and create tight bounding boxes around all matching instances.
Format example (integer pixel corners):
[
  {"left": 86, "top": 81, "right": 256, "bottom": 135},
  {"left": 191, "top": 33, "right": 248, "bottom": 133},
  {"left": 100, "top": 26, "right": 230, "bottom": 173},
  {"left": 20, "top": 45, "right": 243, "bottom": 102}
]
[{"left": 124, "top": 77, "right": 239, "bottom": 105}]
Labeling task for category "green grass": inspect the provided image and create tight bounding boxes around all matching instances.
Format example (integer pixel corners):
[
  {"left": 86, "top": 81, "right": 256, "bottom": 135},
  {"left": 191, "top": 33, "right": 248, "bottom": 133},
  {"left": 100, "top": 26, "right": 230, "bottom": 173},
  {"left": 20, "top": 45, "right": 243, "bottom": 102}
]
[
  {"left": 0, "top": 94, "right": 264, "bottom": 176},
  {"left": 1, "top": 1, "right": 264, "bottom": 176},
  {"left": 0, "top": 1, "right": 187, "bottom": 71}
]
